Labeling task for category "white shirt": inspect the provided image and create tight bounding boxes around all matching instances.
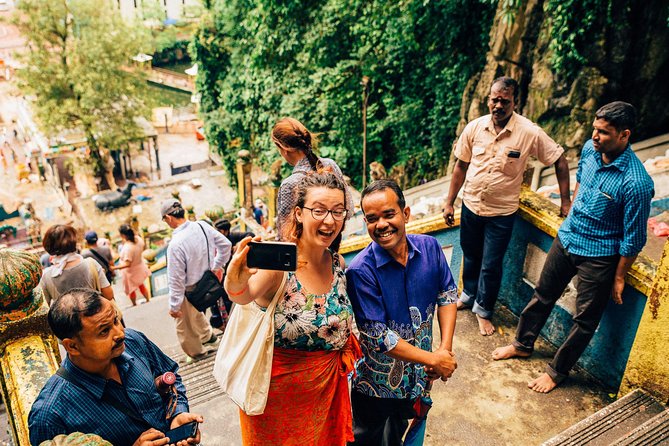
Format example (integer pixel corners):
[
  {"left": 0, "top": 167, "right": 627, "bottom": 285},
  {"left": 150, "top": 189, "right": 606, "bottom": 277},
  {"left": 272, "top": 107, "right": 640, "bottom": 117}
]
[{"left": 166, "top": 220, "right": 231, "bottom": 312}]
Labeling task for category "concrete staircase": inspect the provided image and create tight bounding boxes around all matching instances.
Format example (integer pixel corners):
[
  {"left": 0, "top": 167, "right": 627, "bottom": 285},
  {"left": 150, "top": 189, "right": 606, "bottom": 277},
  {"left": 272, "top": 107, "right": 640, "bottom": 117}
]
[{"left": 543, "top": 389, "right": 669, "bottom": 445}]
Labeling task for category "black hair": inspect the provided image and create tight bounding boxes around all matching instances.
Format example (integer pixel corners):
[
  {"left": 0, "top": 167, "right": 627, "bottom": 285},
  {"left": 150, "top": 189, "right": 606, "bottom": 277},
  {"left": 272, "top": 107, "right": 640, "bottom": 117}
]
[
  {"left": 595, "top": 101, "right": 636, "bottom": 132},
  {"left": 214, "top": 219, "right": 231, "bottom": 232},
  {"left": 361, "top": 179, "right": 406, "bottom": 211},
  {"left": 170, "top": 208, "right": 185, "bottom": 218},
  {"left": 119, "top": 224, "right": 136, "bottom": 242},
  {"left": 47, "top": 288, "right": 106, "bottom": 340},
  {"left": 491, "top": 76, "right": 519, "bottom": 102}
]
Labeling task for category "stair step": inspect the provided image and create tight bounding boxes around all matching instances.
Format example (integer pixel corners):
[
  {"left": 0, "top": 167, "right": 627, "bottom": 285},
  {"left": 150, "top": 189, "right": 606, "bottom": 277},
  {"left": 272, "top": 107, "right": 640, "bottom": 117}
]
[
  {"left": 169, "top": 336, "right": 221, "bottom": 407},
  {"left": 610, "top": 409, "right": 669, "bottom": 446},
  {"left": 542, "top": 389, "right": 666, "bottom": 446}
]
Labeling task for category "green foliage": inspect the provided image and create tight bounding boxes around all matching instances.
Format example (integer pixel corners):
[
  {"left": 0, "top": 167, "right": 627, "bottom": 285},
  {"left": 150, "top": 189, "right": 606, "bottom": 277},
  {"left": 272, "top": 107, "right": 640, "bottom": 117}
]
[
  {"left": 153, "top": 27, "right": 180, "bottom": 53},
  {"left": 545, "top": 0, "right": 612, "bottom": 82},
  {"left": 152, "top": 39, "right": 191, "bottom": 64},
  {"left": 13, "top": 0, "right": 152, "bottom": 185},
  {"left": 140, "top": 0, "right": 167, "bottom": 21},
  {"left": 192, "top": 0, "right": 495, "bottom": 188},
  {"left": 490, "top": 0, "right": 523, "bottom": 24}
]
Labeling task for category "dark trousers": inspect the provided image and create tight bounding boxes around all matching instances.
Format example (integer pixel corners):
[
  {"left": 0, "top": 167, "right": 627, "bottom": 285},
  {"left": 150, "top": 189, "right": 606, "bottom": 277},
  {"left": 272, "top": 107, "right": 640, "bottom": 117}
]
[
  {"left": 459, "top": 204, "right": 516, "bottom": 319},
  {"left": 349, "top": 390, "right": 416, "bottom": 446},
  {"left": 513, "top": 237, "right": 619, "bottom": 382}
]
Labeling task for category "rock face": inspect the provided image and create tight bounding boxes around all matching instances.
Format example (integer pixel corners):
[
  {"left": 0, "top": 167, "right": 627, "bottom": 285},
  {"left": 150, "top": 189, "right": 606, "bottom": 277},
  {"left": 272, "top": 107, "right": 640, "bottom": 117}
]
[{"left": 453, "top": 0, "right": 669, "bottom": 165}]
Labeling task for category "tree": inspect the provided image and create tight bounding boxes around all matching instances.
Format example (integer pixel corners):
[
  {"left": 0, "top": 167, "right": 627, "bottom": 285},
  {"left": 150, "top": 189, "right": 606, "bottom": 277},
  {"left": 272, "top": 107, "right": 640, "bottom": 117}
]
[
  {"left": 192, "top": 0, "right": 495, "bottom": 188},
  {"left": 13, "top": 0, "right": 152, "bottom": 189}
]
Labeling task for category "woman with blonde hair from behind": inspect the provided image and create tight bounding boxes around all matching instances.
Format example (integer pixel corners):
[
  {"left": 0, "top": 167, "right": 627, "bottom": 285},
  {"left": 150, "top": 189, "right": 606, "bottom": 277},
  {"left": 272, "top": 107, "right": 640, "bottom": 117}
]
[
  {"left": 271, "top": 117, "right": 354, "bottom": 247},
  {"left": 225, "top": 170, "right": 362, "bottom": 445}
]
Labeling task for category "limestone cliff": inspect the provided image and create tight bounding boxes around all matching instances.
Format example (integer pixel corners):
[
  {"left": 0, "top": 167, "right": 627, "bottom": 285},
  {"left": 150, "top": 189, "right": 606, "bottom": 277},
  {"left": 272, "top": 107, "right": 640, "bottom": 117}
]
[{"left": 451, "top": 0, "right": 669, "bottom": 167}]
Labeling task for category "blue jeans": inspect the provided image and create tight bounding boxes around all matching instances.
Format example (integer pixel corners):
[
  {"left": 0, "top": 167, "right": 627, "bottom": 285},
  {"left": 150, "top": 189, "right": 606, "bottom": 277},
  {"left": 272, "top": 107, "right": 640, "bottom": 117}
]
[{"left": 459, "top": 204, "right": 516, "bottom": 319}]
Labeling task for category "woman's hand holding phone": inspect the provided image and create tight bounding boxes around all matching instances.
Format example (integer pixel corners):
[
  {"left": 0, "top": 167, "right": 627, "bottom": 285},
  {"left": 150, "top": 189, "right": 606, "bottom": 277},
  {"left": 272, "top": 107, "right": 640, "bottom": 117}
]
[{"left": 224, "top": 236, "right": 261, "bottom": 301}]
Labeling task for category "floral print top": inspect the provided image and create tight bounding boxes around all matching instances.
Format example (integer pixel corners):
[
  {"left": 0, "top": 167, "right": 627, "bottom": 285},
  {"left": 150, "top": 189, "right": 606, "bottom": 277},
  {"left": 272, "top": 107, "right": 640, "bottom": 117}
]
[{"left": 272, "top": 252, "right": 353, "bottom": 351}]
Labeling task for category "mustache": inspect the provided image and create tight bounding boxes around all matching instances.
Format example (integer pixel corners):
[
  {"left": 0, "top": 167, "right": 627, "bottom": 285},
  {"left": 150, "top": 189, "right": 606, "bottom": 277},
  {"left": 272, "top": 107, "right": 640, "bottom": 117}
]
[{"left": 113, "top": 338, "right": 125, "bottom": 349}]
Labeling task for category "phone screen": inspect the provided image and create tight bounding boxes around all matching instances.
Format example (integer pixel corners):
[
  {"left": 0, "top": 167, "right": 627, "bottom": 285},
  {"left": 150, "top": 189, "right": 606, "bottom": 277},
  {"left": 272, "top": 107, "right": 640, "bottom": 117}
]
[
  {"left": 164, "top": 421, "right": 198, "bottom": 443},
  {"left": 247, "top": 241, "right": 297, "bottom": 271}
]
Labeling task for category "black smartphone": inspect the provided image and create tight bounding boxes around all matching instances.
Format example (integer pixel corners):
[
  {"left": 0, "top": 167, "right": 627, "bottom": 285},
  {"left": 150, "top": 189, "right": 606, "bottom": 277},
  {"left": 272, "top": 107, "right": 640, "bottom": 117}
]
[
  {"left": 247, "top": 241, "right": 297, "bottom": 271},
  {"left": 164, "top": 421, "right": 198, "bottom": 443}
]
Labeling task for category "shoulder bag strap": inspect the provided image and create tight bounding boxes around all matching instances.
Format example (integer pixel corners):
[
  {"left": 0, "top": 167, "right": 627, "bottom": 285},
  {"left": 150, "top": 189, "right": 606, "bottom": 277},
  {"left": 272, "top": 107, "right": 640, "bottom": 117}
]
[
  {"left": 265, "top": 271, "right": 287, "bottom": 315},
  {"left": 56, "top": 367, "right": 152, "bottom": 429},
  {"left": 88, "top": 248, "right": 110, "bottom": 272},
  {"left": 195, "top": 221, "right": 211, "bottom": 270},
  {"left": 86, "top": 258, "right": 101, "bottom": 292}
]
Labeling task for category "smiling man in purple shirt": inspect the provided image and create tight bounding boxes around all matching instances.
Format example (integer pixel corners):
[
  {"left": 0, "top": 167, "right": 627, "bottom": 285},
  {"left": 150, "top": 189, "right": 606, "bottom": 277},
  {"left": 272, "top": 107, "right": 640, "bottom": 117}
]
[{"left": 346, "top": 179, "right": 458, "bottom": 446}]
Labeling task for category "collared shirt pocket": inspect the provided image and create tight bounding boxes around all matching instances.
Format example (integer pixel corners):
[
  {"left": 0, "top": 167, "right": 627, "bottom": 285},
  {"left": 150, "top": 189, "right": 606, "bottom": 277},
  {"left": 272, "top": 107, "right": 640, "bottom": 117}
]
[
  {"left": 501, "top": 148, "right": 523, "bottom": 176},
  {"left": 586, "top": 187, "right": 619, "bottom": 220},
  {"left": 469, "top": 145, "right": 487, "bottom": 168}
]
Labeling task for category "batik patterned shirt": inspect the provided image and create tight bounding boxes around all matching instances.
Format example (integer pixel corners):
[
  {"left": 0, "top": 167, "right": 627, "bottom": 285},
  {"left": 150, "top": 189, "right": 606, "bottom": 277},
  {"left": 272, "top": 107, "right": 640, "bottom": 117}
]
[{"left": 346, "top": 234, "right": 458, "bottom": 400}]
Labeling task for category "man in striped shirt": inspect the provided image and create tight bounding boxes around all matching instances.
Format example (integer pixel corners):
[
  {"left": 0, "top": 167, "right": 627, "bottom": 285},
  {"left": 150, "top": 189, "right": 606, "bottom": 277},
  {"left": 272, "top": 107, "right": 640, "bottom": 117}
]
[
  {"left": 29, "top": 289, "right": 202, "bottom": 446},
  {"left": 492, "top": 101, "right": 654, "bottom": 393}
]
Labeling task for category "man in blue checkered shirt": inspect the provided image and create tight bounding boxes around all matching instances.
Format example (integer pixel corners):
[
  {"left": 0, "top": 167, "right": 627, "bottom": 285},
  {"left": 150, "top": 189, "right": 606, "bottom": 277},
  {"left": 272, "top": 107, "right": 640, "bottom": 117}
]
[
  {"left": 492, "top": 101, "right": 654, "bottom": 393},
  {"left": 29, "top": 289, "right": 203, "bottom": 446}
]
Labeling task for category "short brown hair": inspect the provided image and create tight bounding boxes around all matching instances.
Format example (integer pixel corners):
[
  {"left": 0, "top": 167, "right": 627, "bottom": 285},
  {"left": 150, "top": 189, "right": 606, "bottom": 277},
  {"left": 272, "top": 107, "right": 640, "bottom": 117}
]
[{"left": 43, "top": 224, "right": 78, "bottom": 255}]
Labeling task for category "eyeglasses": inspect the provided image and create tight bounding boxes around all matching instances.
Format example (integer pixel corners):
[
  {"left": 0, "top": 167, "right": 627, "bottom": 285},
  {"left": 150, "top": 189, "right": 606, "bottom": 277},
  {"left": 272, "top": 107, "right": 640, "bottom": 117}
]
[
  {"left": 489, "top": 97, "right": 512, "bottom": 106},
  {"left": 302, "top": 206, "right": 347, "bottom": 221}
]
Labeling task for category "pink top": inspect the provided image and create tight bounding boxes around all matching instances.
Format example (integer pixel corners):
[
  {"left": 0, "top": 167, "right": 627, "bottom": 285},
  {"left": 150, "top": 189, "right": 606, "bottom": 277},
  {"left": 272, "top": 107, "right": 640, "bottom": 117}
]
[{"left": 120, "top": 235, "right": 151, "bottom": 295}]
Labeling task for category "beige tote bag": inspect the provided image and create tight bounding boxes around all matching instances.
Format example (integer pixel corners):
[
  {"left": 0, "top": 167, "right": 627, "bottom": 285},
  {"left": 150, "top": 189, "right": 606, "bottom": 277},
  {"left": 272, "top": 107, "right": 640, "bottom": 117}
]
[{"left": 213, "top": 272, "right": 287, "bottom": 415}]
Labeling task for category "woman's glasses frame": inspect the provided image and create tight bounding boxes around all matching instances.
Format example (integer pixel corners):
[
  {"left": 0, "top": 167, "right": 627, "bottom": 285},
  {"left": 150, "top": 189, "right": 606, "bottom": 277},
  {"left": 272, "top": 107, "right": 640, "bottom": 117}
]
[{"left": 301, "top": 206, "right": 348, "bottom": 221}]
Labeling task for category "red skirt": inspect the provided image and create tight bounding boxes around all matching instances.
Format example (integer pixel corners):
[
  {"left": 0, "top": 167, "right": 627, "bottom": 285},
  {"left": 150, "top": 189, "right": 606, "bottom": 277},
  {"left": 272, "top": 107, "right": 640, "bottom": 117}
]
[{"left": 240, "top": 336, "right": 362, "bottom": 445}]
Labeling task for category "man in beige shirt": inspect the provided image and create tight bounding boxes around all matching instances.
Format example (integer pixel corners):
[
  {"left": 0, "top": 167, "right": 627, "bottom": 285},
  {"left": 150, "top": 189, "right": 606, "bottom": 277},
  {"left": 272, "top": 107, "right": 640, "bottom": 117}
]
[{"left": 443, "top": 76, "right": 571, "bottom": 336}]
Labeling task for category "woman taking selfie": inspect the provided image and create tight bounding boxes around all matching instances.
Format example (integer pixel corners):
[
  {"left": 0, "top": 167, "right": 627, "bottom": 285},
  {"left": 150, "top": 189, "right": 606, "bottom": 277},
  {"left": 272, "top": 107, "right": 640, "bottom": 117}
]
[
  {"left": 224, "top": 171, "right": 361, "bottom": 445},
  {"left": 271, "top": 117, "right": 354, "bottom": 243}
]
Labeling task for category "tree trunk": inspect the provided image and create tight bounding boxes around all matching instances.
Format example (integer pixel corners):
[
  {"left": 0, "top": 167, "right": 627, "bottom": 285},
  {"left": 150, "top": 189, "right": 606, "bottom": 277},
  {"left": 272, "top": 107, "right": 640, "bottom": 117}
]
[{"left": 84, "top": 129, "right": 117, "bottom": 191}]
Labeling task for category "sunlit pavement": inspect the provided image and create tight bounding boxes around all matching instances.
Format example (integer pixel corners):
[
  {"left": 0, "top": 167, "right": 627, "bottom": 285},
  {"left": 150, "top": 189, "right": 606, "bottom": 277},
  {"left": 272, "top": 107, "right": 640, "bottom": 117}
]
[{"left": 116, "top": 290, "right": 612, "bottom": 446}]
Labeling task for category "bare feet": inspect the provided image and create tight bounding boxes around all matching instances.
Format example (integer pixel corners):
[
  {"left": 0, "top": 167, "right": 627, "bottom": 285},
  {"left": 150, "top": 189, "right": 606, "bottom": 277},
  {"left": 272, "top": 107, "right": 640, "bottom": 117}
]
[
  {"left": 528, "top": 373, "right": 558, "bottom": 393},
  {"left": 476, "top": 314, "right": 496, "bottom": 336},
  {"left": 491, "top": 344, "right": 531, "bottom": 360},
  {"left": 456, "top": 299, "right": 469, "bottom": 310}
]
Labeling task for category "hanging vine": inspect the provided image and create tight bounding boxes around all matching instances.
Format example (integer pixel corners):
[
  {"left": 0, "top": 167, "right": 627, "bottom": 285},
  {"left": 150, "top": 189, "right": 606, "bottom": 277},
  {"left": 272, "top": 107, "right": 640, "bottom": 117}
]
[{"left": 544, "top": 0, "right": 613, "bottom": 82}]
